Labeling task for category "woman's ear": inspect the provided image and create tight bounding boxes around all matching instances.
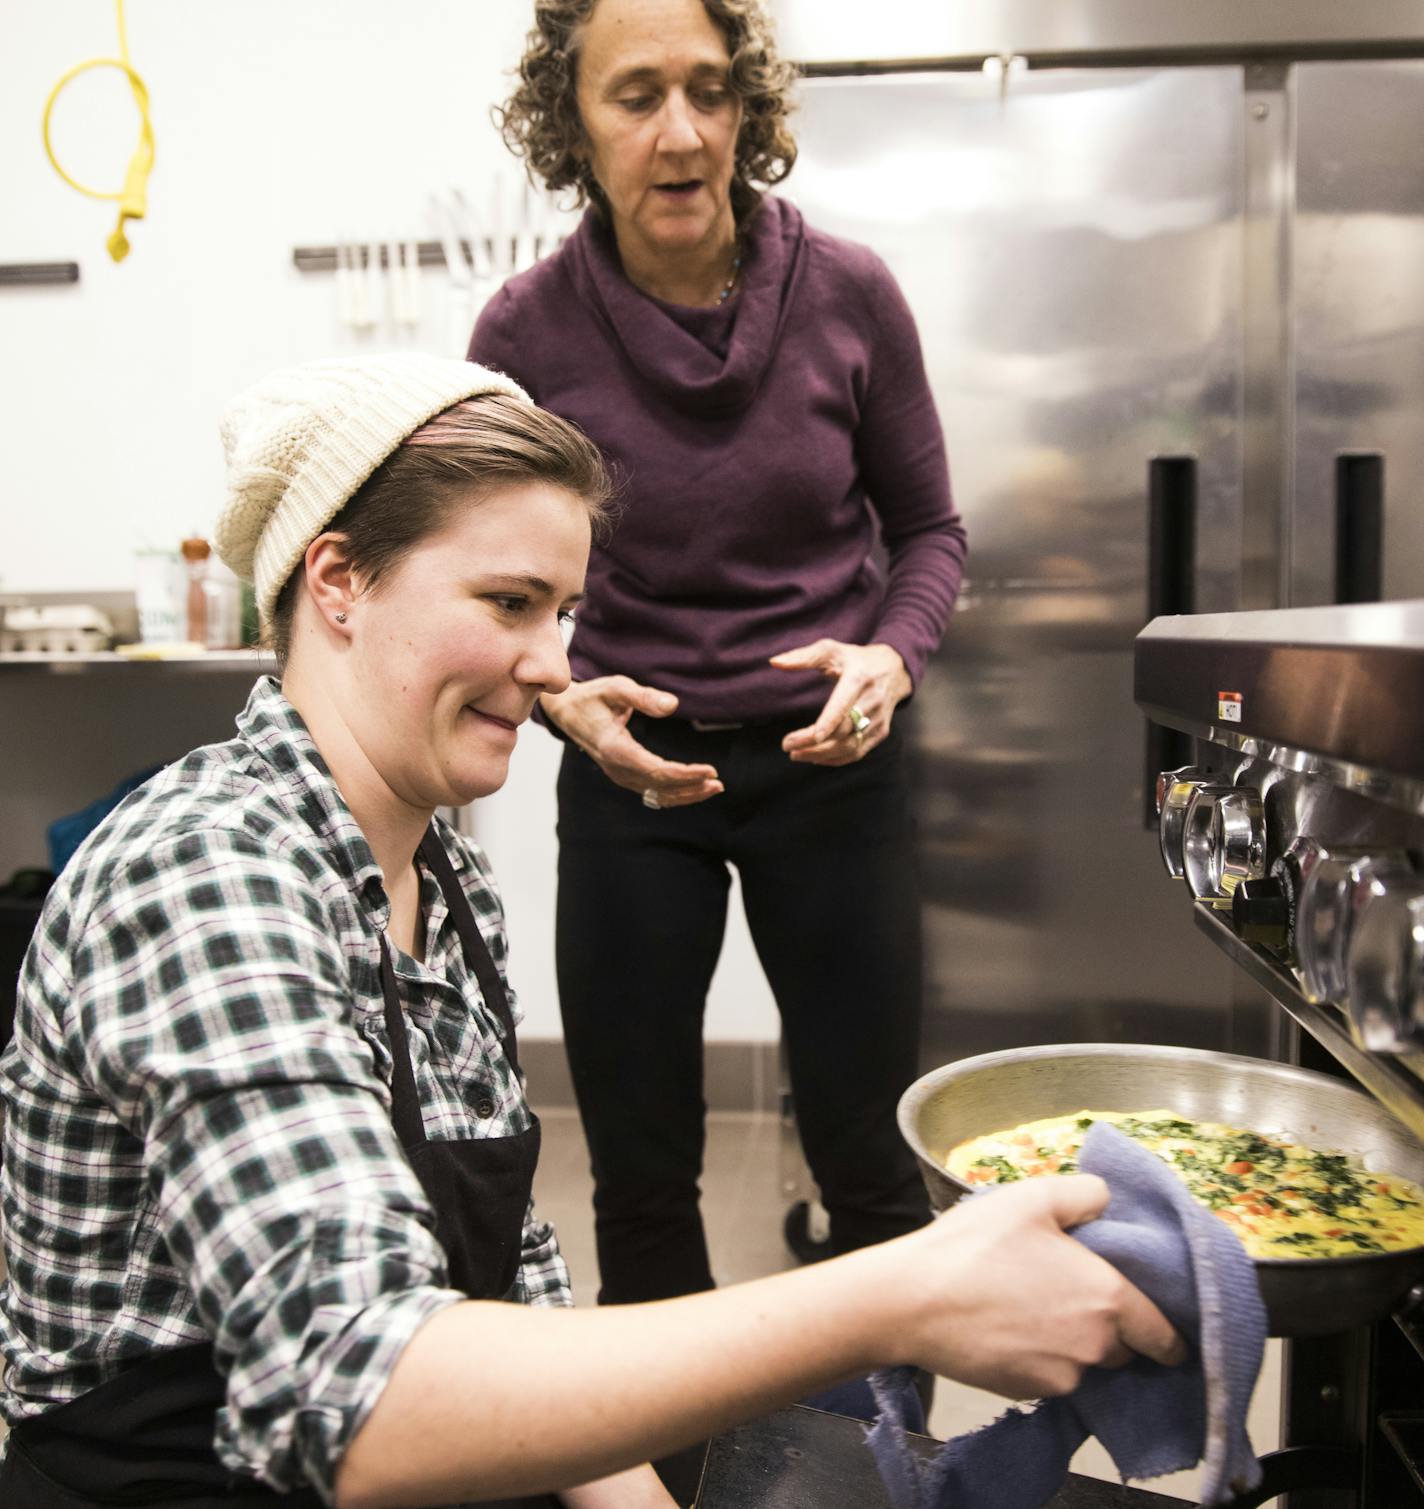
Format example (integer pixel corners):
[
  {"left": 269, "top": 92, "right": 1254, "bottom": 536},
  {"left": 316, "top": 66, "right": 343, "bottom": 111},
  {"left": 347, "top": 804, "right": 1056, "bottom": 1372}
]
[{"left": 302, "top": 533, "right": 357, "bottom": 634}]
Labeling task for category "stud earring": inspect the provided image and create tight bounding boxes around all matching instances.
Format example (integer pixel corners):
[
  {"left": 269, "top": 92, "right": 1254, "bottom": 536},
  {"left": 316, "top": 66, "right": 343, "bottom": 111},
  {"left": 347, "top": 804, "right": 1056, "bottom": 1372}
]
[{"left": 334, "top": 611, "right": 348, "bottom": 624}]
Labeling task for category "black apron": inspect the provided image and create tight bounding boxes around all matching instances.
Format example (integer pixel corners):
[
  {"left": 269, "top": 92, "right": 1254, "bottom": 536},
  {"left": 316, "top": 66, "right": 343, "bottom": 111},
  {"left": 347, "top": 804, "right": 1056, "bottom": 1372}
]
[{"left": 0, "top": 829, "right": 557, "bottom": 1509}]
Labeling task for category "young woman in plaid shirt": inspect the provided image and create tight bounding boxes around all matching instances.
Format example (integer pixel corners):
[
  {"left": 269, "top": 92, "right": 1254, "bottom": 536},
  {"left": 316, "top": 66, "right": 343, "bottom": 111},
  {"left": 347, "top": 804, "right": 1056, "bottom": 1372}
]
[{"left": 0, "top": 356, "right": 1181, "bottom": 1509}]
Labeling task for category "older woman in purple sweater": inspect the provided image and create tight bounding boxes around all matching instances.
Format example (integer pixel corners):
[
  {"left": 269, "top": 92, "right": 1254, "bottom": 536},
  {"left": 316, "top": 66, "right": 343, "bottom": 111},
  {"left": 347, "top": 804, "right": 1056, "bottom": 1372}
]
[{"left": 473, "top": 0, "right": 966, "bottom": 1321}]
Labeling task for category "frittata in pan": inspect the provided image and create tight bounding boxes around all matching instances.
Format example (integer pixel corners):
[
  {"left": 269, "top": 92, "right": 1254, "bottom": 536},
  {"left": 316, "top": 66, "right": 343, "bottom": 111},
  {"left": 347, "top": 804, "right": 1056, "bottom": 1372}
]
[{"left": 947, "top": 1110, "right": 1424, "bottom": 1259}]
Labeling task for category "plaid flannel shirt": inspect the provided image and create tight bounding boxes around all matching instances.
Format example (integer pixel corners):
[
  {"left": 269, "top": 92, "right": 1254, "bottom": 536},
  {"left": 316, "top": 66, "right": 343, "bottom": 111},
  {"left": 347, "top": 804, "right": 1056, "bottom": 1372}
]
[{"left": 0, "top": 677, "right": 571, "bottom": 1502}]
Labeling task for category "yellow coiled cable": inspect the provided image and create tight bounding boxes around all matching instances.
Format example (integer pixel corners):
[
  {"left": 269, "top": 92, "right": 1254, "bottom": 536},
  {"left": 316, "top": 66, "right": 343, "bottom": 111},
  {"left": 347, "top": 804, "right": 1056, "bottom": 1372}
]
[{"left": 42, "top": 0, "right": 155, "bottom": 263}]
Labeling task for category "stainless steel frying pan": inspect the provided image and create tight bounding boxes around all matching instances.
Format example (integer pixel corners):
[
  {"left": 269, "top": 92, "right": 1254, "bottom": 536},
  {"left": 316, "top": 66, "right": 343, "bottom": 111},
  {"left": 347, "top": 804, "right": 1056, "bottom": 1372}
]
[{"left": 898, "top": 1043, "right": 1424, "bottom": 1336}]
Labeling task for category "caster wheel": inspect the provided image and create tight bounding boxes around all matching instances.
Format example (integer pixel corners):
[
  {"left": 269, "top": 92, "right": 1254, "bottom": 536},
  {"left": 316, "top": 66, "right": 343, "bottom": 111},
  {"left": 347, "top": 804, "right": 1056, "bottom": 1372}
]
[{"left": 784, "top": 1199, "right": 832, "bottom": 1264}]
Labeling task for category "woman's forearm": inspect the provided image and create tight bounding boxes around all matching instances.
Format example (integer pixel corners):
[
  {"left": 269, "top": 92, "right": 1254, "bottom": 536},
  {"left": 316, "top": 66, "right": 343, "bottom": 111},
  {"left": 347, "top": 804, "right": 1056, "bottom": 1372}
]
[
  {"left": 333, "top": 1178, "right": 1185, "bottom": 1509},
  {"left": 559, "top": 1462, "right": 681, "bottom": 1509},
  {"left": 333, "top": 1243, "right": 896, "bottom": 1509}
]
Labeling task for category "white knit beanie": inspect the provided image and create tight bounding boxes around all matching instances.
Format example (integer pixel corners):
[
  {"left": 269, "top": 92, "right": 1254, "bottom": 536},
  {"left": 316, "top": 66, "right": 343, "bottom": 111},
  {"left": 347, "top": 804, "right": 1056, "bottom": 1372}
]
[{"left": 214, "top": 353, "right": 530, "bottom": 624}]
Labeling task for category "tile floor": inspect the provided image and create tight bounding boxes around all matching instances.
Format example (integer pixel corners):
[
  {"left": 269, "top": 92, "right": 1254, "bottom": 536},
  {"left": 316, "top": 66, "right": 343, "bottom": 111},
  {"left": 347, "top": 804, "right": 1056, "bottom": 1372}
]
[{"left": 535, "top": 1107, "right": 1284, "bottom": 1507}]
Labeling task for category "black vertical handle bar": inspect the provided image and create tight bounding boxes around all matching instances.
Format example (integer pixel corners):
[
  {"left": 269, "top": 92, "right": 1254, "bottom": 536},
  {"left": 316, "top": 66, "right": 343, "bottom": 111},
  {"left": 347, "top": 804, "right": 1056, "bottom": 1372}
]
[
  {"left": 1144, "top": 457, "right": 1198, "bottom": 828},
  {"left": 1335, "top": 452, "right": 1384, "bottom": 605}
]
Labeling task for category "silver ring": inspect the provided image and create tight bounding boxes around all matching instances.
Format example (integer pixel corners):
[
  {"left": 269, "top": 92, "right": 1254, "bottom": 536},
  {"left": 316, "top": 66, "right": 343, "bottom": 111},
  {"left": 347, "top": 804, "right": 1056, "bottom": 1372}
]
[
  {"left": 847, "top": 704, "right": 870, "bottom": 740},
  {"left": 642, "top": 788, "right": 662, "bottom": 810}
]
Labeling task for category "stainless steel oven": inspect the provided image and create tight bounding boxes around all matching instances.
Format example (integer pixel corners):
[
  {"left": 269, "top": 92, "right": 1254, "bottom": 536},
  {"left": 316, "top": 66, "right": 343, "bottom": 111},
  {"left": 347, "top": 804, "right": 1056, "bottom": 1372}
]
[{"left": 1137, "top": 598, "right": 1424, "bottom": 1508}]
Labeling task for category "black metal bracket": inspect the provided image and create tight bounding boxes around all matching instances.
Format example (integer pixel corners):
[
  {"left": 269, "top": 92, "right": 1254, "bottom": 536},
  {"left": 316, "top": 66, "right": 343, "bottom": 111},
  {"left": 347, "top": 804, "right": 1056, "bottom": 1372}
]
[
  {"left": 1379, "top": 1413, "right": 1424, "bottom": 1497},
  {"left": 0, "top": 262, "right": 79, "bottom": 287}
]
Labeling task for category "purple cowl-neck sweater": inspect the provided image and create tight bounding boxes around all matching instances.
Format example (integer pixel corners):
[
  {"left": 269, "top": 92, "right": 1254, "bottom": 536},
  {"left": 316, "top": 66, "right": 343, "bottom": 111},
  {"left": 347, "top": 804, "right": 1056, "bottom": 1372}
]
[{"left": 468, "top": 194, "right": 966, "bottom": 724}]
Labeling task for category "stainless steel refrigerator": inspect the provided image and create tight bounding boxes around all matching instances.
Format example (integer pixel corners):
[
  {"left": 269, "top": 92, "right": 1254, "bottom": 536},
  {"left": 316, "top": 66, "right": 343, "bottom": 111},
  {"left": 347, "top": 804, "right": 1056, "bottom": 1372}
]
[{"left": 784, "top": 59, "right": 1424, "bottom": 1069}]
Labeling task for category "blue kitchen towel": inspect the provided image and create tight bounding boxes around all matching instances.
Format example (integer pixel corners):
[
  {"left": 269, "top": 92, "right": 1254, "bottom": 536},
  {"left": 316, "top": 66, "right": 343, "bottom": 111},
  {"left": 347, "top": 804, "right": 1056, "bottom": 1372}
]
[{"left": 863, "top": 1121, "right": 1267, "bottom": 1509}]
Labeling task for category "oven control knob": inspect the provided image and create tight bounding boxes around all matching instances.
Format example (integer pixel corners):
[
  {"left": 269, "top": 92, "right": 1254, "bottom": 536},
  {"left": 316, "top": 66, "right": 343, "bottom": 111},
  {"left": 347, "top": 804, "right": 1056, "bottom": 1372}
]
[
  {"left": 1156, "top": 766, "right": 1210, "bottom": 880},
  {"left": 1297, "top": 854, "right": 1367, "bottom": 1003},
  {"left": 1181, "top": 784, "right": 1257, "bottom": 900},
  {"left": 1262, "top": 838, "right": 1327, "bottom": 966},
  {"left": 1155, "top": 764, "right": 1208, "bottom": 817},
  {"left": 1233, "top": 876, "right": 1290, "bottom": 947},
  {"left": 1208, "top": 789, "right": 1266, "bottom": 897},
  {"left": 1345, "top": 878, "right": 1424, "bottom": 1053},
  {"left": 1297, "top": 852, "right": 1415, "bottom": 1006}
]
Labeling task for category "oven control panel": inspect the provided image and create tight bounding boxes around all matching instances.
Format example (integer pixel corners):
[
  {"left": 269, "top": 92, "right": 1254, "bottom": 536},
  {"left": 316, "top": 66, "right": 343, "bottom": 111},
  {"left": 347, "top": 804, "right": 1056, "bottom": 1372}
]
[{"left": 1156, "top": 763, "right": 1424, "bottom": 1054}]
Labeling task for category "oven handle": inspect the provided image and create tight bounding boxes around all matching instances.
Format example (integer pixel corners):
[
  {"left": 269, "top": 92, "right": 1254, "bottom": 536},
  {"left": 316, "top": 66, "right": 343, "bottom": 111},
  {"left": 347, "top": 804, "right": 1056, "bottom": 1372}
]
[
  {"left": 1335, "top": 451, "right": 1385, "bottom": 605},
  {"left": 1143, "top": 456, "right": 1198, "bottom": 828},
  {"left": 1225, "top": 1445, "right": 1359, "bottom": 1507}
]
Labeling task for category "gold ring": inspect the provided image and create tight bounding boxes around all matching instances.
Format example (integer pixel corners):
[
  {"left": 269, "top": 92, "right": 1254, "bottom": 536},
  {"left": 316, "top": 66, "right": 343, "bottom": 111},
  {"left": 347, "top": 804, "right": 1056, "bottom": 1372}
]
[
  {"left": 847, "top": 705, "right": 870, "bottom": 740},
  {"left": 642, "top": 788, "right": 662, "bottom": 810}
]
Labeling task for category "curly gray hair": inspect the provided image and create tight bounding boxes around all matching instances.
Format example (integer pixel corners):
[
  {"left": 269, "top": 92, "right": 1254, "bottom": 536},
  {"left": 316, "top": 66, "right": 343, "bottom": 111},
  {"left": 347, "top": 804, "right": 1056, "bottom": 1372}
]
[{"left": 495, "top": 0, "right": 799, "bottom": 223}]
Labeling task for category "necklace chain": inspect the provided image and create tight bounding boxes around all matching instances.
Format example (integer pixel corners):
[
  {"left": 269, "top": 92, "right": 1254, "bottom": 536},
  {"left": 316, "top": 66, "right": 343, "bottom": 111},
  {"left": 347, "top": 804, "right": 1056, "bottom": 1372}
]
[{"left": 717, "top": 244, "right": 742, "bottom": 305}]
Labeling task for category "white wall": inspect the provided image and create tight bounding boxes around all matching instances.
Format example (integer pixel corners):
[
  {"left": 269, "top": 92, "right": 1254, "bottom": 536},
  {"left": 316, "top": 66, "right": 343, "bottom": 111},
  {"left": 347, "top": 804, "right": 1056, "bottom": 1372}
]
[
  {"left": 1, "top": 0, "right": 779, "bottom": 1041},
  {"left": 4, "top": 0, "right": 539, "bottom": 588}
]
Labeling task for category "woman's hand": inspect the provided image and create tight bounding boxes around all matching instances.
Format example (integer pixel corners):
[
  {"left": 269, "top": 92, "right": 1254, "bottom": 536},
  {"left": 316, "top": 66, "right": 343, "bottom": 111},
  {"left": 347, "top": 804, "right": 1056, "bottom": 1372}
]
[
  {"left": 541, "top": 677, "right": 724, "bottom": 808},
  {"left": 883, "top": 1175, "right": 1187, "bottom": 1399},
  {"left": 771, "top": 640, "right": 912, "bottom": 765}
]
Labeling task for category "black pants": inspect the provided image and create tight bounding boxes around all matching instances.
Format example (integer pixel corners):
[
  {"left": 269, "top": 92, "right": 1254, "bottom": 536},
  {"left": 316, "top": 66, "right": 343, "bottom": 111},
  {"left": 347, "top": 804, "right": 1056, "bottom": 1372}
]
[{"left": 556, "top": 716, "right": 931, "bottom": 1306}]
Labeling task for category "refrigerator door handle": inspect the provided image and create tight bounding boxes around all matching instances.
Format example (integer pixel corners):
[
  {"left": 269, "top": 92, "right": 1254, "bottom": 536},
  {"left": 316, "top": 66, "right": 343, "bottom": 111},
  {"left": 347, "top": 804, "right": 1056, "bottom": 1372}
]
[
  {"left": 1148, "top": 455, "right": 1198, "bottom": 618},
  {"left": 1144, "top": 456, "right": 1198, "bottom": 827},
  {"left": 1335, "top": 452, "right": 1385, "bottom": 605}
]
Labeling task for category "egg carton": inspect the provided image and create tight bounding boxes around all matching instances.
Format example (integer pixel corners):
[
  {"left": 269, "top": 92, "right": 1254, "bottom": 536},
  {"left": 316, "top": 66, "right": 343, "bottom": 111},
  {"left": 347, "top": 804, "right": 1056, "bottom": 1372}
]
[{"left": 0, "top": 604, "right": 115, "bottom": 655}]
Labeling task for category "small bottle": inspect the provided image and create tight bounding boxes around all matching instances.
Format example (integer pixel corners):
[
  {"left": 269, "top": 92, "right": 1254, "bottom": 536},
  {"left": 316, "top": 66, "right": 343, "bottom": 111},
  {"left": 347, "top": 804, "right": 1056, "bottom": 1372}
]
[
  {"left": 180, "top": 537, "right": 211, "bottom": 646},
  {"left": 239, "top": 580, "right": 259, "bottom": 647},
  {"left": 204, "top": 556, "right": 242, "bottom": 650},
  {"left": 134, "top": 549, "right": 180, "bottom": 643}
]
